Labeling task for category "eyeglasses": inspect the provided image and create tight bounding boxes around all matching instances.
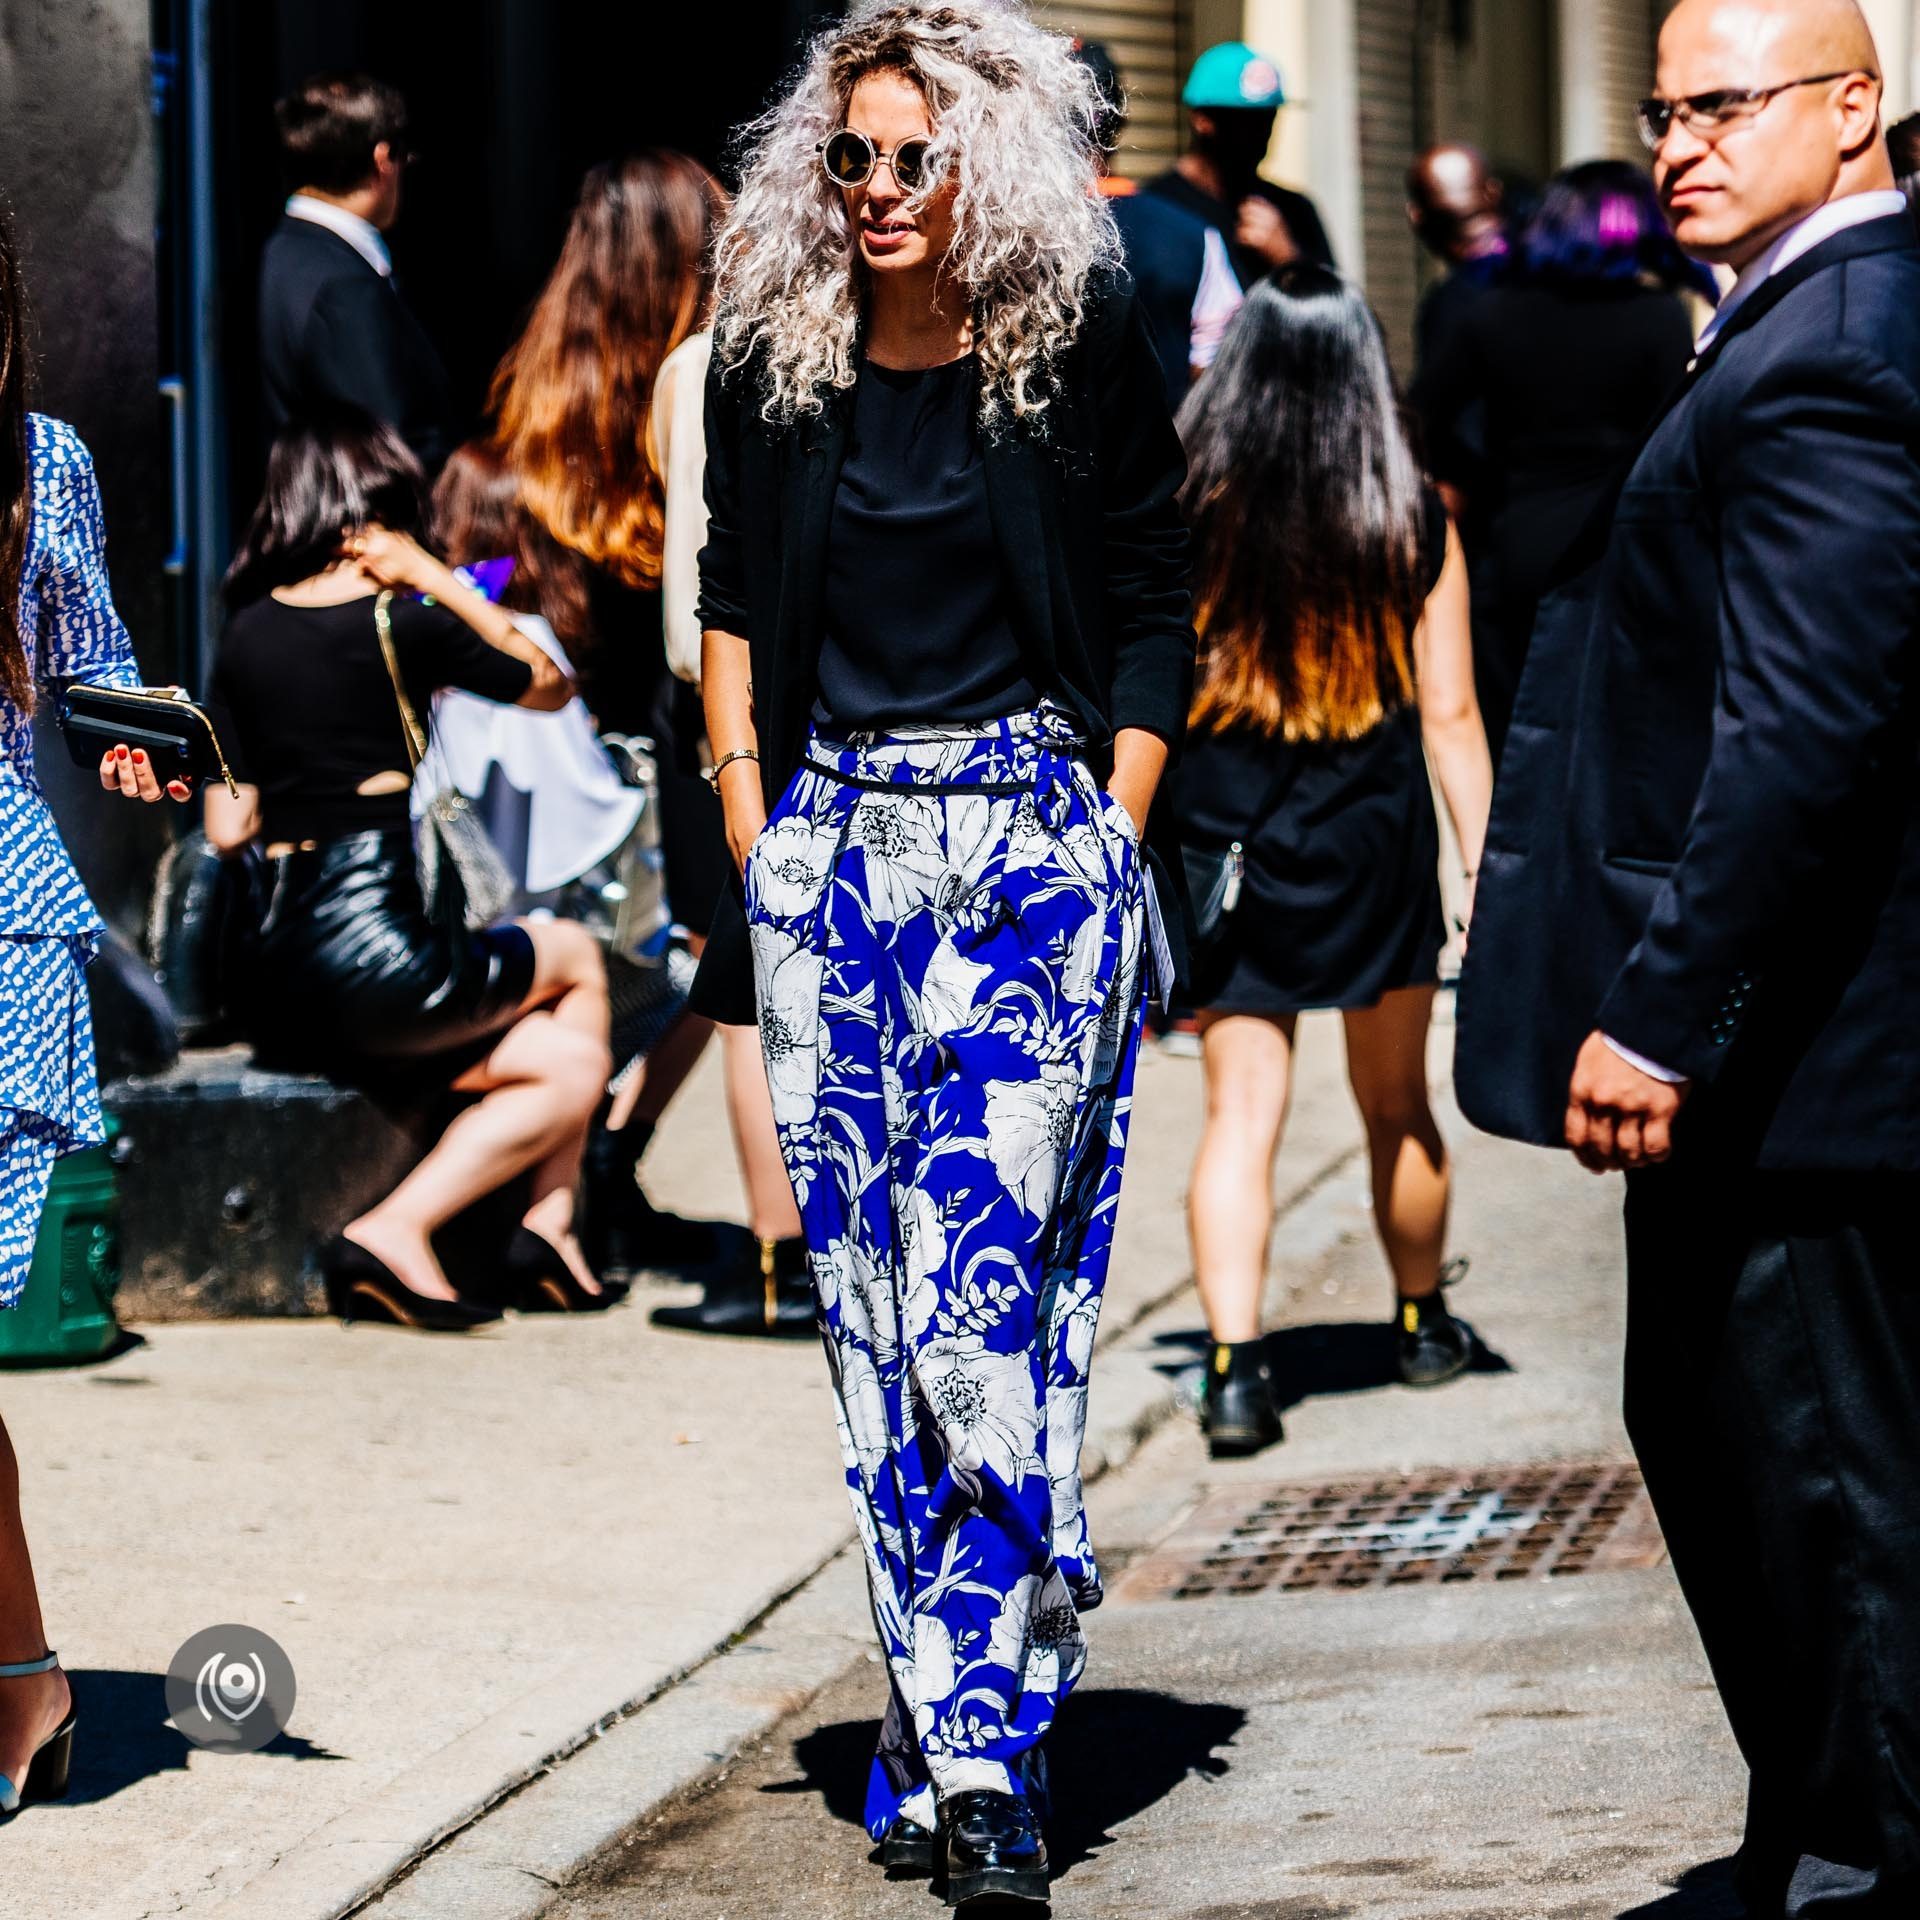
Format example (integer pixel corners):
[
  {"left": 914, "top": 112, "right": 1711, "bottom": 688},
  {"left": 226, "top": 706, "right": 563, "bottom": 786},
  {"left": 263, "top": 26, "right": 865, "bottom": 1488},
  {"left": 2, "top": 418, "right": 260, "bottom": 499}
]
[
  {"left": 817, "top": 129, "right": 935, "bottom": 193},
  {"left": 1636, "top": 72, "right": 1861, "bottom": 150}
]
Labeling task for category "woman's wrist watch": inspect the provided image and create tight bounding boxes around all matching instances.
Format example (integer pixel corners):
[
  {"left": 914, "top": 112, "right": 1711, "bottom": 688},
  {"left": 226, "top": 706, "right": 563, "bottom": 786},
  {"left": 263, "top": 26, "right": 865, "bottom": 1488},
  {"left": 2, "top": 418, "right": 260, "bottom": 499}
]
[{"left": 702, "top": 746, "right": 760, "bottom": 792}]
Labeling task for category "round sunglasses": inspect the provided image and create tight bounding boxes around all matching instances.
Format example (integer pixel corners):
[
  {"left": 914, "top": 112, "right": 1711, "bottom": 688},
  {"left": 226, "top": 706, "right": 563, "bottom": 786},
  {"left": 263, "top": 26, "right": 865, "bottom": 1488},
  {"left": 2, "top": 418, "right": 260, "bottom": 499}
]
[{"left": 817, "top": 128, "right": 935, "bottom": 193}]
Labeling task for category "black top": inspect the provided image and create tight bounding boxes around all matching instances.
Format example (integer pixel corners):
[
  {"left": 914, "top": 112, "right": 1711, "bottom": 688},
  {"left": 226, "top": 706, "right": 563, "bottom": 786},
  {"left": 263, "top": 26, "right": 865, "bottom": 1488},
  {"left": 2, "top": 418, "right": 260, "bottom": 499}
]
[
  {"left": 1455, "top": 215, "right": 1920, "bottom": 1171},
  {"left": 816, "top": 356, "right": 1037, "bottom": 733},
  {"left": 211, "top": 591, "right": 532, "bottom": 844},
  {"left": 691, "top": 268, "right": 1196, "bottom": 1025},
  {"left": 257, "top": 216, "right": 454, "bottom": 471},
  {"left": 1143, "top": 170, "right": 1335, "bottom": 289}
]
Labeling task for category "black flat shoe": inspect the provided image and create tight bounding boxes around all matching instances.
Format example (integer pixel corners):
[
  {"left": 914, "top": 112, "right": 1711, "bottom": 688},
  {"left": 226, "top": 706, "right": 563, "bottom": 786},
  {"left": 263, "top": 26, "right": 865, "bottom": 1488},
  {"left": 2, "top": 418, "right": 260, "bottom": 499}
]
[
  {"left": 1203, "top": 1339, "right": 1285, "bottom": 1458},
  {"left": 879, "top": 1813, "right": 937, "bottom": 1877},
  {"left": 941, "top": 1789, "right": 1048, "bottom": 1909},
  {"left": 319, "top": 1236, "right": 503, "bottom": 1332},
  {"left": 1397, "top": 1294, "right": 1474, "bottom": 1387},
  {"left": 651, "top": 1236, "right": 815, "bottom": 1339},
  {"left": 505, "top": 1228, "right": 620, "bottom": 1313}
]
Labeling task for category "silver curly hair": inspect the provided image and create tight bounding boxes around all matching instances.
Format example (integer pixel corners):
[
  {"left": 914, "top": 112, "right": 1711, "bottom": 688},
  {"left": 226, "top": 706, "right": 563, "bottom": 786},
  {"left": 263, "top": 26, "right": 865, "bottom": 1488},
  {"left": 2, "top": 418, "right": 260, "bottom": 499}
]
[{"left": 712, "top": 0, "right": 1121, "bottom": 424}]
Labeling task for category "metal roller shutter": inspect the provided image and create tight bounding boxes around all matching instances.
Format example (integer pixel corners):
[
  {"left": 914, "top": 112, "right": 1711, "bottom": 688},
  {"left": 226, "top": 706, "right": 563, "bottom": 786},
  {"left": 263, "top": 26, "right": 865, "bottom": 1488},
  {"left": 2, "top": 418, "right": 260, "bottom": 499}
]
[{"left": 1034, "top": 0, "right": 1191, "bottom": 179}]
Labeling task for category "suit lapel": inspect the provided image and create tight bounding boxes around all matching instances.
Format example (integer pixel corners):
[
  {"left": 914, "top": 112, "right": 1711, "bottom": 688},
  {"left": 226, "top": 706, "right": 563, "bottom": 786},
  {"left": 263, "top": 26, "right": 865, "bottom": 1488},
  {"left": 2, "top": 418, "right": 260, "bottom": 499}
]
[{"left": 1543, "top": 214, "right": 1918, "bottom": 592}]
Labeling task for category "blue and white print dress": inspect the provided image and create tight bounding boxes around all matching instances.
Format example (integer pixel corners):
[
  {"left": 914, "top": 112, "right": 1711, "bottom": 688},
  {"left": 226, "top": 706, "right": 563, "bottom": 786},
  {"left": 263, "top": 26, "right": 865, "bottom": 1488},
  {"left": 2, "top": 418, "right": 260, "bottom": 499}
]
[{"left": 0, "top": 415, "right": 138, "bottom": 1309}]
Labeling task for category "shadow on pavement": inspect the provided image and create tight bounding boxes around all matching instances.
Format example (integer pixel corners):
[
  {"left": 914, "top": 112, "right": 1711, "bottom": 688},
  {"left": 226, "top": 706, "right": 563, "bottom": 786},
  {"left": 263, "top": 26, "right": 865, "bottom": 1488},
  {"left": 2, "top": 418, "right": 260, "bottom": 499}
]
[
  {"left": 1616, "top": 1857, "right": 1746, "bottom": 1918},
  {"left": 770, "top": 1689, "right": 1246, "bottom": 1879},
  {"left": 62, "top": 1669, "right": 341, "bottom": 1804},
  {"left": 1151, "top": 1321, "right": 1513, "bottom": 1413}
]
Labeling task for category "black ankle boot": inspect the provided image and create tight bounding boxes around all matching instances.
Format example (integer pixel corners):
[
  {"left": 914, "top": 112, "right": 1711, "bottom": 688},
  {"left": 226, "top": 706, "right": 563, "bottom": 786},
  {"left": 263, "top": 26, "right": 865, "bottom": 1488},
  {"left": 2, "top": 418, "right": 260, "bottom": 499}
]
[
  {"left": 1203, "top": 1339, "right": 1285, "bottom": 1458},
  {"left": 1396, "top": 1293, "right": 1474, "bottom": 1388},
  {"left": 581, "top": 1125, "right": 717, "bottom": 1277},
  {"left": 650, "top": 1235, "right": 814, "bottom": 1338},
  {"left": 940, "top": 1789, "right": 1048, "bottom": 1908}
]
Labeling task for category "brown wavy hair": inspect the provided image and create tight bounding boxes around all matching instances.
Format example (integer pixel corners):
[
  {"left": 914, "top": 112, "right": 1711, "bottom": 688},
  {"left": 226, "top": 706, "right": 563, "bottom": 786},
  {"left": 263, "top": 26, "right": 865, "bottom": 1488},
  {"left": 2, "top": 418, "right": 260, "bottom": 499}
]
[
  {"left": 431, "top": 439, "right": 592, "bottom": 650},
  {"left": 0, "top": 210, "right": 33, "bottom": 713},
  {"left": 490, "top": 152, "right": 726, "bottom": 591},
  {"left": 1178, "top": 270, "right": 1427, "bottom": 743}
]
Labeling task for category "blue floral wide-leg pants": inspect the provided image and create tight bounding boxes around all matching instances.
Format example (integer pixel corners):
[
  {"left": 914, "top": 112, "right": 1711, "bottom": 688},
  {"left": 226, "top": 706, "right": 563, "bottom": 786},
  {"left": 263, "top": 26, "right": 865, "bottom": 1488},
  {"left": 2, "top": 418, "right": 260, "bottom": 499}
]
[{"left": 744, "top": 705, "right": 1147, "bottom": 1839}]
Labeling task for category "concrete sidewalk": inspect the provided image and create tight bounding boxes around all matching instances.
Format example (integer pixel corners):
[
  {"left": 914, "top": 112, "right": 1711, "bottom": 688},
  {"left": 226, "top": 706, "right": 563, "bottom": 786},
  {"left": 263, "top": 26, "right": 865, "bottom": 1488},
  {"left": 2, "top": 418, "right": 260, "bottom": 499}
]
[
  {"left": 536, "top": 1048, "right": 1749, "bottom": 1920},
  {"left": 0, "top": 1013, "right": 1374, "bottom": 1920}
]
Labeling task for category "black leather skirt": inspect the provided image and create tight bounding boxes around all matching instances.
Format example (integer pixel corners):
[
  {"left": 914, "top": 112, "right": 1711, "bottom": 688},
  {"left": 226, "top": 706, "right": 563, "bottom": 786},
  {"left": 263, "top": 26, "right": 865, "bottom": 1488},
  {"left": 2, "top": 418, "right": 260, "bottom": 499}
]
[{"left": 241, "top": 830, "right": 535, "bottom": 1080}]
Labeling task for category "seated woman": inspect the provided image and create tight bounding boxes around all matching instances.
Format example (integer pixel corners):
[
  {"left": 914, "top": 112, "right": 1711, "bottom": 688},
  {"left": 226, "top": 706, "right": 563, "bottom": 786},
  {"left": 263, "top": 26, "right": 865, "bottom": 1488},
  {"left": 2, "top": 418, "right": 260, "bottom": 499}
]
[{"left": 204, "top": 413, "right": 616, "bottom": 1330}]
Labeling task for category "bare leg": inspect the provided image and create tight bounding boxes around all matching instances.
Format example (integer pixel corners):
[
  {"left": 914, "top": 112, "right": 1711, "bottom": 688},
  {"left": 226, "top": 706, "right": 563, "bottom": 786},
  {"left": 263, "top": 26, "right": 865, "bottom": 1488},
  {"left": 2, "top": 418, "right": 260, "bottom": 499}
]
[
  {"left": 722, "top": 1022, "right": 801, "bottom": 1242},
  {"left": 344, "top": 922, "right": 612, "bottom": 1300},
  {"left": 1341, "top": 986, "right": 1449, "bottom": 1301},
  {"left": 0, "top": 1412, "right": 71, "bottom": 1792},
  {"left": 606, "top": 1009, "right": 715, "bottom": 1132},
  {"left": 1188, "top": 1011, "right": 1297, "bottom": 1345}
]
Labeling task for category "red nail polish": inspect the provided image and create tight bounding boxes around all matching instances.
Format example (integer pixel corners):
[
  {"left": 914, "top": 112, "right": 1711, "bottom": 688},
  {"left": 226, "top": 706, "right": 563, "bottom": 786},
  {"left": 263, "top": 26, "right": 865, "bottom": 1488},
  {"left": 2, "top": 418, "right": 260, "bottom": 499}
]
[
  {"left": 116, "top": 745, "right": 129, "bottom": 758},
  {"left": 132, "top": 750, "right": 147, "bottom": 765}
]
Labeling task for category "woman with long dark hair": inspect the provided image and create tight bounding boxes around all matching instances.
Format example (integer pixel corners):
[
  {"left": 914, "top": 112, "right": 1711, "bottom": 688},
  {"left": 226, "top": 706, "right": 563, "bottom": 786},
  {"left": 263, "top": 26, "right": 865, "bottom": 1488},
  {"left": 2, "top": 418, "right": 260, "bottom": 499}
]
[
  {"left": 489, "top": 152, "right": 810, "bottom": 1311},
  {"left": 695, "top": 2, "right": 1192, "bottom": 1900},
  {"left": 0, "top": 206, "right": 190, "bottom": 1814},
  {"left": 1175, "top": 268, "right": 1493, "bottom": 1459},
  {"left": 1419, "top": 158, "right": 1708, "bottom": 759},
  {"left": 204, "top": 412, "right": 616, "bottom": 1327}
]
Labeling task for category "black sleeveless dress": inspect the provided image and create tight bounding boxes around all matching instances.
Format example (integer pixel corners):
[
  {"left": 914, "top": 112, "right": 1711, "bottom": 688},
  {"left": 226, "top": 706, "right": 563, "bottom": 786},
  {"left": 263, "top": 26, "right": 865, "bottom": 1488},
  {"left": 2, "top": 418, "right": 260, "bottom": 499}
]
[{"left": 1171, "top": 490, "right": 1451, "bottom": 1016}]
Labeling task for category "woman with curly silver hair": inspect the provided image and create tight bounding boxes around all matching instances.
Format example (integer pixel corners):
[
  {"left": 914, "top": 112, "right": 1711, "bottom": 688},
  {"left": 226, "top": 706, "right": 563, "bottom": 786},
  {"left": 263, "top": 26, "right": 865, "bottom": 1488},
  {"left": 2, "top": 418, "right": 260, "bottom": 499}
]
[{"left": 688, "top": 0, "right": 1194, "bottom": 1903}]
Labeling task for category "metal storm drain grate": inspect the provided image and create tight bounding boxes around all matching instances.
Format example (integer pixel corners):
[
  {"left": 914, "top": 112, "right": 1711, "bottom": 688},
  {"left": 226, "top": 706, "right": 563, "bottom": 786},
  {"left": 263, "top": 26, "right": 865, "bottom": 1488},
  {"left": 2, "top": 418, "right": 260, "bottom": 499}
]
[{"left": 1115, "top": 1461, "right": 1665, "bottom": 1602}]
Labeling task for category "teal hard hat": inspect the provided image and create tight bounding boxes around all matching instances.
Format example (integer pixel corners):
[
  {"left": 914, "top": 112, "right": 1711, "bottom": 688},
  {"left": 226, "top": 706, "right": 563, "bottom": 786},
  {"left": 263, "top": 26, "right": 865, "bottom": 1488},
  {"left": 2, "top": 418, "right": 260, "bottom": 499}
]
[{"left": 1182, "top": 42, "right": 1286, "bottom": 112}]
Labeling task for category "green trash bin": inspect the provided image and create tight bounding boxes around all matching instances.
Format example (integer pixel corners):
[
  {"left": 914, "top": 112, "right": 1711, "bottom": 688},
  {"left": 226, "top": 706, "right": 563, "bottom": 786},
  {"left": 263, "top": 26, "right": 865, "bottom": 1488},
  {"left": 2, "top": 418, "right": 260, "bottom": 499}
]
[{"left": 0, "top": 1119, "right": 122, "bottom": 1367}]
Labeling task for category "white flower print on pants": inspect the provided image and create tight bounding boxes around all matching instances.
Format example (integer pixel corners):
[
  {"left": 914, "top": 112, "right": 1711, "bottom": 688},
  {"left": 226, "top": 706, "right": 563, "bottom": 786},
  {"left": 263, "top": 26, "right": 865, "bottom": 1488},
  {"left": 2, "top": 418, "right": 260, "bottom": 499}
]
[{"left": 745, "top": 705, "right": 1146, "bottom": 1839}]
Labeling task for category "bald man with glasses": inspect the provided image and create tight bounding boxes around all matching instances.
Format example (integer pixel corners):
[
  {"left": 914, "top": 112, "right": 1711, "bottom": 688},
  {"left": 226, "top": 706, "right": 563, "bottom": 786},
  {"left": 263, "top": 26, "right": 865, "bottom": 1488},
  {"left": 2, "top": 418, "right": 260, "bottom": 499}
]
[{"left": 1458, "top": 3, "right": 1920, "bottom": 1911}]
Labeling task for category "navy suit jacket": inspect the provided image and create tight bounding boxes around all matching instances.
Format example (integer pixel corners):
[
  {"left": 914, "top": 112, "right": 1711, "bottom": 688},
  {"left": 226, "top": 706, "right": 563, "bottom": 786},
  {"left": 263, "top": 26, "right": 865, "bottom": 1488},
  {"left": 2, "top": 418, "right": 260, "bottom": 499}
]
[
  {"left": 257, "top": 216, "right": 452, "bottom": 471},
  {"left": 1457, "top": 214, "right": 1920, "bottom": 1173}
]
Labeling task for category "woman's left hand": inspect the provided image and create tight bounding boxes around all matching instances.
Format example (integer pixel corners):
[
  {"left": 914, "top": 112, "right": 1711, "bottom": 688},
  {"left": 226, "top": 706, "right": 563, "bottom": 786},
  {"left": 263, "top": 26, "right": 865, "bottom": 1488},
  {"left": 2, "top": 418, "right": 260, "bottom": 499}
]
[
  {"left": 98, "top": 744, "right": 192, "bottom": 803},
  {"left": 347, "top": 525, "right": 438, "bottom": 594}
]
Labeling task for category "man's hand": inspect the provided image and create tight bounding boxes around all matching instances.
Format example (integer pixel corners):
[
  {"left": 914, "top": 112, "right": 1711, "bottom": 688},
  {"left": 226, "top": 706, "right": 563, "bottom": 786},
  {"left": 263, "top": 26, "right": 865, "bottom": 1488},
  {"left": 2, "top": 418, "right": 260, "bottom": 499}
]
[
  {"left": 1235, "top": 196, "right": 1300, "bottom": 270},
  {"left": 1564, "top": 1031, "right": 1689, "bottom": 1174}
]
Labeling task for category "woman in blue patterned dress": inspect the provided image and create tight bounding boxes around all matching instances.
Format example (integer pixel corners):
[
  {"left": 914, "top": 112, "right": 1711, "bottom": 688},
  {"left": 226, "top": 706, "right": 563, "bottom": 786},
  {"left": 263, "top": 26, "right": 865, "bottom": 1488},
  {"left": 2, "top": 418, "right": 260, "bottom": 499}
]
[
  {"left": 691, "top": 4, "right": 1193, "bottom": 1905},
  {"left": 0, "top": 209, "right": 190, "bottom": 1814}
]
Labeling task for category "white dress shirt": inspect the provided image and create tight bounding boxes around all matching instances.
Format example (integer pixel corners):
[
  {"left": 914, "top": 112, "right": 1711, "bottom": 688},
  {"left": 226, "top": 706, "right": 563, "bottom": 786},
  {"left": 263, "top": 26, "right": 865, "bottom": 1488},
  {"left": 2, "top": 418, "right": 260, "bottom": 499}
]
[
  {"left": 1694, "top": 189, "right": 1908, "bottom": 354},
  {"left": 1603, "top": 188, "right": 1910, "bottom": 1089},
  {"left": 285, "top": 194, "right": 392, "bottom": 279}
]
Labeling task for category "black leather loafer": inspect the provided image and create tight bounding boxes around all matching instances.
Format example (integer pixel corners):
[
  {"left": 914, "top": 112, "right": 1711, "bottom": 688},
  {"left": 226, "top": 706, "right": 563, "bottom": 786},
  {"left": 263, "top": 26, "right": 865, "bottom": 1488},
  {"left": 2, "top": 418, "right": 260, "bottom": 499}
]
[
  {"left": 879, "top": 1813, "right": 936, "bottom": 1876},
  {"left": 941, "top": 1789, "right": 1048, "bottom": 1908}
]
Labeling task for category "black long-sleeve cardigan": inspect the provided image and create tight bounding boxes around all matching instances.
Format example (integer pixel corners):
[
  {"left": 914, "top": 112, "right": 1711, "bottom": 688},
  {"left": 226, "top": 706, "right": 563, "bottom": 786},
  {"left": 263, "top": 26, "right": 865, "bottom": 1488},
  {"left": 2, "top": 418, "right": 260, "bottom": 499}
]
[{"left": 688, "top": 268, "right": 1198, "bottom": 1025}]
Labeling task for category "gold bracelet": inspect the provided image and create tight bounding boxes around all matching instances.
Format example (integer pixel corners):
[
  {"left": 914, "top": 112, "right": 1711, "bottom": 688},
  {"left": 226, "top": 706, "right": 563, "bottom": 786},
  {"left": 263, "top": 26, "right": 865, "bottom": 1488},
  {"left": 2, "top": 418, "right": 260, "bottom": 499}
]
[{"left": 702, "top": 746, "right": 760, "bottom": 791}]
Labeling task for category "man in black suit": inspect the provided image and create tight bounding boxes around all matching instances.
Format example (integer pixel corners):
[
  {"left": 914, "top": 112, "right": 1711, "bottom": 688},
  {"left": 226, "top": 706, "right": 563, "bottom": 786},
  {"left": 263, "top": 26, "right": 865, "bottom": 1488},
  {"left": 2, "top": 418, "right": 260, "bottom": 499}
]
[
  {"left": 258, "top": 73, "right": 450, "bottom": 471},
  {"left": 1457, "top": 0, "right": 1920, "bottom": 1910}
]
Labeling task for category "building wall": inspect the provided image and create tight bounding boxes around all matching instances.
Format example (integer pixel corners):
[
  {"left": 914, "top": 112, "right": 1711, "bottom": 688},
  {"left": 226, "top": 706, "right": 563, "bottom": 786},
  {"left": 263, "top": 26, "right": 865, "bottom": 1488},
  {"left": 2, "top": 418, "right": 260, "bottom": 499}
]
[
  {"left": 1035, "top": 0, "right": 1194, "bottom": 177},
  {"left": 0, "top": 0, "right": 171, "bottom": 930}
]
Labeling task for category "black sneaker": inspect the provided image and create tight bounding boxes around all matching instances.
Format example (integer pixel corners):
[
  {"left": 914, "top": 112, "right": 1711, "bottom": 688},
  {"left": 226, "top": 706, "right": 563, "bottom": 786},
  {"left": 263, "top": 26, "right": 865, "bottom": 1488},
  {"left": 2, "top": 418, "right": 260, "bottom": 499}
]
[
  {"left": 1202, "top": 1339, "right": 1285, "bottom": 1457},
  {"left": 1397, "top": 1295, "right": 1473, "bottom": 1388}
]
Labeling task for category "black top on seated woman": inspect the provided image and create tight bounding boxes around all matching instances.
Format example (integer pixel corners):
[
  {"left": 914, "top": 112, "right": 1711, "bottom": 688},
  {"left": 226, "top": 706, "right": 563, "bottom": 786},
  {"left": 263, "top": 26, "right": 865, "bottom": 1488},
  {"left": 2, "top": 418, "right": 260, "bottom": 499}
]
[{"left": 206, "top": 409, "right": 572, "bottom": 1081}]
